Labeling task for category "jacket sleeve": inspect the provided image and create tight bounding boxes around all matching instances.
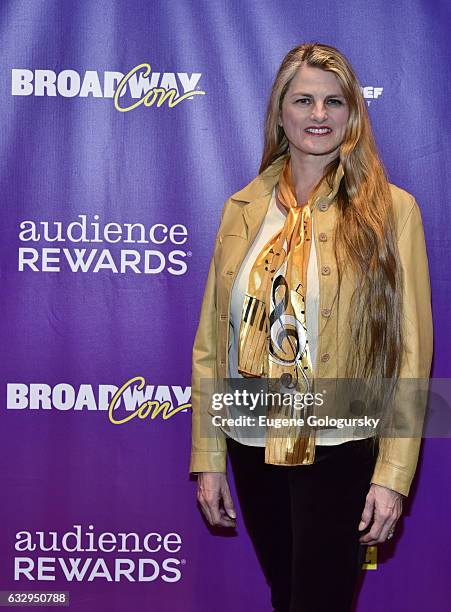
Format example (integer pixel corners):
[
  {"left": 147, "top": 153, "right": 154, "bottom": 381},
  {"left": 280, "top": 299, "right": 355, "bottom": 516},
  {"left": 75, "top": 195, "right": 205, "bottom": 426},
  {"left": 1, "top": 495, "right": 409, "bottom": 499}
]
[
  {"left": 189, "top": 208, "right": 229, "bottom": 474},
  {"left": 370, "top": 197, "right": 433, "bottom": 496}
]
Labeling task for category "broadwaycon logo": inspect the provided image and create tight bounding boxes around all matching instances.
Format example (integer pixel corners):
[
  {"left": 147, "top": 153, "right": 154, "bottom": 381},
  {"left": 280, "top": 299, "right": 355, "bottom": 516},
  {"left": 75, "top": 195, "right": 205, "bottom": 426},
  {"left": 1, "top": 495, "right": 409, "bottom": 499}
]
[
  {"left": 7, "top": 377, "right": 191, "bottom": 426},
  {"left": 11, "top": 63, "right": 206, "bottom": 112}
]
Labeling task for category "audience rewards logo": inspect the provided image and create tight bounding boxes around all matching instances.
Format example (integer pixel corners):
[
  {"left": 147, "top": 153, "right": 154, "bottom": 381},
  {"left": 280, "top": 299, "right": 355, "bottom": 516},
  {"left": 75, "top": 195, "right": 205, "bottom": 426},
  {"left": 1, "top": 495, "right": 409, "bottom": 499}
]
[
  {"left": 11, "top": 63, "right": 205, "bottom": 112},
  {"left": 17, "top": 215, "right": 191, "bottom": 275},
  {"left": 6, "top": 377, "right": 191, "bottom": 426},
  {"left": 13, "top": 524, "right": 185, "bottom": 582}
]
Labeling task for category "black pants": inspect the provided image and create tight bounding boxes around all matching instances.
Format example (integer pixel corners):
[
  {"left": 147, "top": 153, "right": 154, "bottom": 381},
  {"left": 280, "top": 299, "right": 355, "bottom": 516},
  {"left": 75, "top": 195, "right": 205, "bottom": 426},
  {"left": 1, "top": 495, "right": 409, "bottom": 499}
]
[{"left": 226, "top": 436, "right": 378, "bottom": 612}]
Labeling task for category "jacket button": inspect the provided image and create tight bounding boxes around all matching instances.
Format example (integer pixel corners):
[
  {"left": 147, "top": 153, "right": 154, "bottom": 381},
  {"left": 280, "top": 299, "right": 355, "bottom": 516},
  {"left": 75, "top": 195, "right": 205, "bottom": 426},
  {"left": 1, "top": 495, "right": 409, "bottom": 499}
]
[
  {"left": 318, "top": 200, "right": 329, "bottom": 212},
  {"left": 320, "top": 353, "right": 330, "bottom": 363},
  {"left": 321, "top": 308, "right": 331, "bottom": 317},
  {"left": 220, "top": 359, "right": 226, "bottom": 365},
  {"left": 280, "top": 373, "right": 295, "bottom": 388},
  {"left": 219, "top": 314, "right": 227, "bottom": 321},
  {"left": 321, "top": 265, "right": 331, "bottom": 275},
  {"left": 318, "top": 232, "right": 327, "bottom": 242}
]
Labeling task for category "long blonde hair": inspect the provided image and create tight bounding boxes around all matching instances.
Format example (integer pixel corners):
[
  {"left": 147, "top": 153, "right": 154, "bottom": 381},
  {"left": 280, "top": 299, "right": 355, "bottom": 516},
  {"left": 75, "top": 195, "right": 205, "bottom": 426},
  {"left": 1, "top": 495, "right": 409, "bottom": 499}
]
[{"left": 260, "top": 42, "right": 404, "bottom": 388}]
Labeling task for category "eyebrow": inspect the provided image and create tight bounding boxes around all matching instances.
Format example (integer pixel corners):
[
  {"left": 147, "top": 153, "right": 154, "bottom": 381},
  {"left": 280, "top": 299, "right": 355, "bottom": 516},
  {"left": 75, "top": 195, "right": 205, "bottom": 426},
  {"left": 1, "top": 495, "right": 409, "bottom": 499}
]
[{"left": 290, "top": 92, "right": 345, "bottom": 98}]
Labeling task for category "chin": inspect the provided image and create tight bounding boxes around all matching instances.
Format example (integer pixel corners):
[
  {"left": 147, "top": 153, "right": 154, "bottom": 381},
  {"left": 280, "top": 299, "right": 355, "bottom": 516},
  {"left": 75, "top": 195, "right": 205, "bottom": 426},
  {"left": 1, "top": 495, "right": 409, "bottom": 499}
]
[
  {"left": 298, "top": 141, "right": 340, "bottom": 155},
  {"left": 300, "top": 147, "right": 336, "bottom": 156}
]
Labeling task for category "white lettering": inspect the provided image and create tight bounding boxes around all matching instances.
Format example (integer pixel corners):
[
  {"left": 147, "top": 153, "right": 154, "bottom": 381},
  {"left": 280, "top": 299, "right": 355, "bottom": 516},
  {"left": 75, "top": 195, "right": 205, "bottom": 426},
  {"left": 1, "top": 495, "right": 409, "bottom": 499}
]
[
  {"left": 11, "top": 69, "right": 34, "bottom": 95},
  {"left": 138, "top": 559, "right": 159, "bottom": 582},
  {"left": 35, "top": 70, "right": 57, "bottom": 96},
  {"left": 18, "top": 248, "right": 39, "bottom": 271},
  {"left": 14, "top": 557, "right": 35, "bottom": 580},
  {"left": 79, "top": 71, "right": 103, "bottom": 97},
  {"left": 120, "top": 250, "right": 141, "bottom": 273},
  {"left": 15, "top": 531, "right": 36, "bottom": 552},
  {"left": 7, "top": 384, "right": 29, "bottom": 409},
  {"left": 53, "top": 384, "right": 76, "bottom": 411},
  {"left": 42, "top": 248, "right": 60, "bottom": 272},
  {"left": 92, "top": 249, "right": 118, "bottom": 273},
  {"left": 57, "top": 70, "right": 80, "bottom": 97},
  {"left": 64, "top": 249, "right": 98, "bottom": 272},
  {"left": 59, "top": 557, "right": 92, "bottom": 581},
  {"left": 11, "top": 68, "right": 204, "bottom": 102},
  {"left": 115, "top": 559, "right": 135, "bottom": 582},
  {"left": 103, "top": 72, "right": 125, "bottom": 98}
]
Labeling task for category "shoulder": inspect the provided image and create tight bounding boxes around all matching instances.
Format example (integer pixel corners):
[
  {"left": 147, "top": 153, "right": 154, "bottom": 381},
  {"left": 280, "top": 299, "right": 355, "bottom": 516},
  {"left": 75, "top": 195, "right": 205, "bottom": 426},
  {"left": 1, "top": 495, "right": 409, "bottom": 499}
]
[{"left": 388, "top": 182, "right": 424, "bottom": 239}]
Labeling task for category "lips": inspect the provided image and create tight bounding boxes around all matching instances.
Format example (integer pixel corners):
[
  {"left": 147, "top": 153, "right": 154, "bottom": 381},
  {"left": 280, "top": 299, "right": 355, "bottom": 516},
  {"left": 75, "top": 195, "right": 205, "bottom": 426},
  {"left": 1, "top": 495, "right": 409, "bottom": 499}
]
[{"left": 305, "top": 127, "right": 332, "bottom": 135}]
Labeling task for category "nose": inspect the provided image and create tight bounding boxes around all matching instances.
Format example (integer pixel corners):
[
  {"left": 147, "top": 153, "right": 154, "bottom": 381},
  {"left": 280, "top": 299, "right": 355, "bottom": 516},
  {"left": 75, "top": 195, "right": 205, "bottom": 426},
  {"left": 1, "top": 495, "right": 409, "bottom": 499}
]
[{"left": 310, "top": 103, "right": 328, "bottom": 121}]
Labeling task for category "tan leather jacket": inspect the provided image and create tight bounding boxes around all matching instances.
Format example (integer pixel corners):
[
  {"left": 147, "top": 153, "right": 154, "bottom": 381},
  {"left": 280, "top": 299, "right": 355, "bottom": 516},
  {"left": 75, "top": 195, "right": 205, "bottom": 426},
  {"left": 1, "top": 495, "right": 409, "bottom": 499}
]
[{"left": 190, "top": 155, "right": 433, "bottom": 496}]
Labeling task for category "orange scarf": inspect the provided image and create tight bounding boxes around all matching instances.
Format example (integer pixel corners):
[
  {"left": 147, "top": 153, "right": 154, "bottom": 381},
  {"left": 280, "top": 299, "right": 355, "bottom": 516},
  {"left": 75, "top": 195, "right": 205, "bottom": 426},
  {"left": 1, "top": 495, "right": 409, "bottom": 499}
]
[{"left": 237, "top": 155, "right": 316, "bottom": 465}]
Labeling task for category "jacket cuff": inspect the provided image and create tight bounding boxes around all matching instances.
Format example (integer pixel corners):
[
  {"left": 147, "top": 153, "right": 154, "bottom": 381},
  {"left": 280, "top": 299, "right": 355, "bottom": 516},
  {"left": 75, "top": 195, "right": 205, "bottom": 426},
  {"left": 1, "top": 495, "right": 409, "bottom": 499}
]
[
  {"left": 190, "top": 450, "right": 227, "bottom": 474},
  {"left": 370, "top": 460, "right": 413, "bottom": 497}
]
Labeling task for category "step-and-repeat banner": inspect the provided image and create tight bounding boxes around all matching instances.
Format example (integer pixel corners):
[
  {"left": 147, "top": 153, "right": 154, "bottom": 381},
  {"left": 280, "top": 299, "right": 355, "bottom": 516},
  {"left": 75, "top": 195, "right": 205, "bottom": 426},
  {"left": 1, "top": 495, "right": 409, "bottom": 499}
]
[{"left": 1, "top": 1, "right": 449, "bottom": 610}]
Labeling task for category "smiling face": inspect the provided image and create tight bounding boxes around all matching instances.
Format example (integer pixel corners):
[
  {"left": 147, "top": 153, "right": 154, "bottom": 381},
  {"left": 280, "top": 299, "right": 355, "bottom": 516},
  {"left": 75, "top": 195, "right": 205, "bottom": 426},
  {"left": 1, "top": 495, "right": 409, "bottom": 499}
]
[{"left": 279, "top": 63, "right": 349, "bottom": 163}]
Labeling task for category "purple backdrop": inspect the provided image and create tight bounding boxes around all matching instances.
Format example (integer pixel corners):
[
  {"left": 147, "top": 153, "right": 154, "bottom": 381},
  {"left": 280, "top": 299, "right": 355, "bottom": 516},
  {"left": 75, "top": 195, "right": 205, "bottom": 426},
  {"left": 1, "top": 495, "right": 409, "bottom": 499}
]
[{"left": 1, "top": 1, "right": 450, "bottom": 610}]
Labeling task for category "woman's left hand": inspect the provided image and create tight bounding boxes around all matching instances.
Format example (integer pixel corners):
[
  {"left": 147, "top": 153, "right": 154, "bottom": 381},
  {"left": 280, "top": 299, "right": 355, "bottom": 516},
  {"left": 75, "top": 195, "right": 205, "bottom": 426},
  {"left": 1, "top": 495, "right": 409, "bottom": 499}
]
[{"left": 358, "top": 483, "right": 403, "bottom": 545}]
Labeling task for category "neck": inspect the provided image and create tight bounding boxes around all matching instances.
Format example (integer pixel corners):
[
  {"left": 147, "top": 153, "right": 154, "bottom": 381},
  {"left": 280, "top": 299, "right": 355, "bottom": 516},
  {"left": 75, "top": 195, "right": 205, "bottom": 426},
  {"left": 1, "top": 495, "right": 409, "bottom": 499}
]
[{"left": 289, "top": 149, "right": 339, "bottom": 203}]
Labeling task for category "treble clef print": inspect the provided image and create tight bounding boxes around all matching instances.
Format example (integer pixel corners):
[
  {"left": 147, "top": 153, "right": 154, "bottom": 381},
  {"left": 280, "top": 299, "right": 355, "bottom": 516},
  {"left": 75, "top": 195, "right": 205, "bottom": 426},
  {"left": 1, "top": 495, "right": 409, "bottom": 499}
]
[{"left": 269, "top": 273, "right": 300, "bottom": 364}]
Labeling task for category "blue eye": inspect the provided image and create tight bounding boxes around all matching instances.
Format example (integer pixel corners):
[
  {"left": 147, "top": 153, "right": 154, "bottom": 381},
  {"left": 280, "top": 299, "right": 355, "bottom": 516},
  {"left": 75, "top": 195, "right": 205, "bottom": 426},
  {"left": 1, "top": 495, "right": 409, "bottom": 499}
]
[{"left": 295, "top": 98, "right": 343, "bottom": 105}]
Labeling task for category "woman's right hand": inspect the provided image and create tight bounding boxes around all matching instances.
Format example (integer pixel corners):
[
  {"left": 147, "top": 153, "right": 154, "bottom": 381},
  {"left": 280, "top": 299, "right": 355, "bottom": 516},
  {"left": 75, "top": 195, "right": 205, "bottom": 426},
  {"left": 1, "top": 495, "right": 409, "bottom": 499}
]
[{"left": 197, "top": 472, "right": 237, "bottom": 528}]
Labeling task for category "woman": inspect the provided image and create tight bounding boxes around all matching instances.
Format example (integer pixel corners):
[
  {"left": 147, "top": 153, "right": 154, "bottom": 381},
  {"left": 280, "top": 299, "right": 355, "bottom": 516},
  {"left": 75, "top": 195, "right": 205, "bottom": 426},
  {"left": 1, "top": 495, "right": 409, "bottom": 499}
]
[{"left": 190, "top": 43, "right": 433, "bottom": 612}]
